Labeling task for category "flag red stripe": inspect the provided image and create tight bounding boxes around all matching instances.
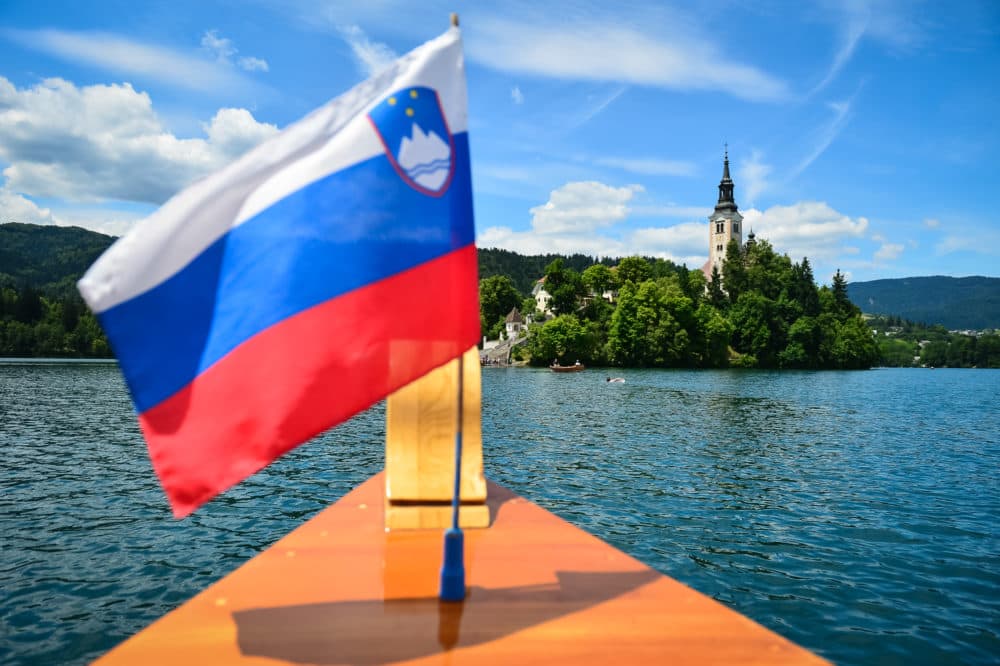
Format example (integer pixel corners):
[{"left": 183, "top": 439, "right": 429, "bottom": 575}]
[{"left": 139, "top": 244, "right": 479, "bottom": 517}]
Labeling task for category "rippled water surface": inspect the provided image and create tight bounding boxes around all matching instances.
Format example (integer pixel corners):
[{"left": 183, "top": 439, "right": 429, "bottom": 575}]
[{"left": 2, "top": 361, "right": 998, "bottom": 664}]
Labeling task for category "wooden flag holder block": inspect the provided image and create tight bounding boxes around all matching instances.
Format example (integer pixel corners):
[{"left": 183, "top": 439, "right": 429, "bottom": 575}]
[{"left": 384, "top": 347, "right": 489, "bottom": 529}]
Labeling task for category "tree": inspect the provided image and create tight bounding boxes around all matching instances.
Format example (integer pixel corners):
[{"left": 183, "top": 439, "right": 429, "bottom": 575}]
[
  {"left": 830, "top": 316, "right": 879, "bottom": 369},
  {"left": 831, "top": 269, "right": 855, "bottom": 318},
  {"left": 729, "top": 291, "right": 786, "bottom": 367},
  {"left": 544, "top": 260, "right": 586, "bottom": 316},
  {"left": 780, "top": 316, "right": 821, "bottom": 368},
  {"left": 695, "top": 303, "right": 732, "bottom": 367},
  {"left": 788, "top": 258, "right": 820, "bottom": 317},
  {"left": 685, "top": 268, "right": 706, "bottom": 306},
  {"left": 975, "top": 334, "right": 1000, "bottom": 368},
  {"left": 607, "top": 279, "right": 694, "bottom": 367},
  {"left": 615, "top": 256, "right": 652, "bottom": 286},
  {"left": 722, "top": 239, "right": 746, "bottom": 305},
  {"left": 920, "top": 341, "right": 947, "bottom": 367},
  {"left": 479, "top": 275, "right": 522, "bottom": 339},
  {"left": 15, "top": 286, "right": 43, "bottom": 323},
  {"left": 579, "top": 292, "right": 613, "bottom": 325},
  {"left": 527, "top": 315, "right": 596, "bottom": 366},
  {"left": 61, "top": 295, "right": 83, "bottom": 332},
  {"left": 878, "top": 337, "right": 918, "bottom": 367},
  {"left": 520, "top": 297, "right": 539, "bottom": 321},
  {"left": 707, "top": 265, "right": 726, "bottom": 309},
  {"left": 582, "top": 264, "right": 617, "bottom": 297}
]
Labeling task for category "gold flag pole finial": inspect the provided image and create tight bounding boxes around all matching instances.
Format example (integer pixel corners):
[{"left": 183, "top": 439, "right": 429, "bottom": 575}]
[{"left": 451, "top": 13, "right": 459, "bottom": 27}]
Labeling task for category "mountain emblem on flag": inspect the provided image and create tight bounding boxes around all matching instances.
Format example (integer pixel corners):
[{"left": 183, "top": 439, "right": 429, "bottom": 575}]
[{"left": 369, "top": 86, "right": 455, "bottom": 196}]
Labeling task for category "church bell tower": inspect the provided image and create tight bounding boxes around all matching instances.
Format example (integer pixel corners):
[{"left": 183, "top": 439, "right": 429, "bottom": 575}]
[{"left": 707, "top": 147, "right": 743, "bottom": 277}]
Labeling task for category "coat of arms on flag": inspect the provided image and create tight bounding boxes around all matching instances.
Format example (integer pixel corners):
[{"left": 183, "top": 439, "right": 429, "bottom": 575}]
[{"left": 369, "top": 86, "right": 455, "bottom": 196}]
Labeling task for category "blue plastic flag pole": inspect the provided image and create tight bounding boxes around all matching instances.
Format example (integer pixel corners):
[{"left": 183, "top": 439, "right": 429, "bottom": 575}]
[{"left": 439, "top": 352, "right": 466, "bottom": 602}]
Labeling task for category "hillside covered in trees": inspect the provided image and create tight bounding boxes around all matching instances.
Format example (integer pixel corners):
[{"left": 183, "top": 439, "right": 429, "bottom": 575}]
[
  {"left": 0, "top": 223, "right": 115, "bottom": 296},
  {"left": 848, "top": 276, "right": 1000, "bottom": 330},
  {"left": 1, "top": 223, "right": 116, "bottom": 357}
]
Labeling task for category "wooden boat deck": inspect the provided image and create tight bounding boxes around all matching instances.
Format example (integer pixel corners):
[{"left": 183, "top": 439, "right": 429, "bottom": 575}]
[{"left": 94, "top": 473, "right": 828, "bottom": 665}]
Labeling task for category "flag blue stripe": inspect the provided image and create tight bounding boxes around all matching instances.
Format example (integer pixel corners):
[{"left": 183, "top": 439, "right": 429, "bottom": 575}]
[{"left": 99, "top": 132, "right": 474, "bottom": 414}]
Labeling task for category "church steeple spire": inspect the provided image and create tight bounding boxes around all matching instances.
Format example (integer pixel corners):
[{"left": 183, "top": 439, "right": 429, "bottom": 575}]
[{"left": 716, "top": 144, "right": 736, "bottom": 211}]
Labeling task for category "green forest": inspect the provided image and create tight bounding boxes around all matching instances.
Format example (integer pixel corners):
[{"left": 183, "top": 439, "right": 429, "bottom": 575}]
[
  {"left": 0, "top": 287, "right": 110, "bottom": 357},
  {"left": 480, "top": 240, "right": 1000, "bottom": 369},
  {"left": 0, "top": 222, "right": 114, "bottom": 357}
]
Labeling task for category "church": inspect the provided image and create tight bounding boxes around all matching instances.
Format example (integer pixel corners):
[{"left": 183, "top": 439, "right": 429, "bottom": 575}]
[{"left": 700, "top": 148, "right": 753, "bottom": 281}]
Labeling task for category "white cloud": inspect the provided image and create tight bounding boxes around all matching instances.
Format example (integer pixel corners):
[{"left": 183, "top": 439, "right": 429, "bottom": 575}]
[
  {"left": 478, "top": 179, "right": 707, "bottom": 263},
  {"left": 874, "top": 241, "right": 904, "bottom": 261},
  {"left": 810, "top": 1, "right": 926, "bottom": 94},
  {"left": 338, "top": 25, "right": 397, "bottom": 77},
  {"left": 627, "top": 223, "right": 706, "bottom": 265},
  {"left": 936, "top": 234, "right": 1000, "bottom": 256},
  {"left": 478, "top": 224, "right": 627, "bottom": 258},
  {"left": 511, "top": 86, "right": 524, "bottom": 104},
  {"left": 737, "top": 149, "right": 772, "bottom": 205},
  {"left": 811, "top": 4, "right": 868, "bottom": 94},
  {"left": 201, "top": 29, "right": 237, "bottom": 61},
  {"left": 924, "top": 217, "right": 941, "bottom": 229},
  {"left": 529, "top": 181, "right": 642, "bottom": 234},
  {"left": 594, "top": 156, "right": 696, "bottom": 177},
  {"left": 201, "top": 30, "right": 270, "bottom": 73},
  {"left": 0, "top": 76, "right": 278, "bottom": 205},
  {"left": 4, "top": 28, "right": 258, "bottom": 94},
  {"left": 467, "top": 17, "right": 789, "bottom": 102},
  {"left": 568, "top": 86, "right": 628, "bottom": 129},
  {"left": 0, "top": 184, "right": 149, "bottom": 236},
  {"left": 476, "top": 192, "right": 881, "bottom": 270},
  {"left": 741, "top": 201, "right": 868, "bottom": 263},
  {"left": 51, "top": 206, "right": 148, "bottom": 237},
  {"left": 630, "top": 205, "right": 711, "bottom": 219},
  {"left": 238, "top": 56, "right": 269, "bottom": 72},
  {"left": 478, "top": 219, "right": 707, "bottom": 265},
  {"left": 204, "top": 107, "right": 280, "bottom": 157},
  {"left": 0, "top": 187, "right": 58, "bottom": 225},
  {"left": 788, "top": 98, "right": 854, "bottom": 181}
]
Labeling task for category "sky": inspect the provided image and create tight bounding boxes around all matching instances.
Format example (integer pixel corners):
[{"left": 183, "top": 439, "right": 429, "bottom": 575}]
[{"left": 0, "top": 0, "right": 997, "bottom": 284}]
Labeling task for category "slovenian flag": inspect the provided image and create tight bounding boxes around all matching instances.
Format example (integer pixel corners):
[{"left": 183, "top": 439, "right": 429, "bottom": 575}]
[{"left": 78, "top": 27, "right": 479, "bottom": 518}]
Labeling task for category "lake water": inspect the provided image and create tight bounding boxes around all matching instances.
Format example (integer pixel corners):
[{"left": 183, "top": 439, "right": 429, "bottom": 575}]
[{"left": 1, "top": 361, "right": 998, "bottom": 665}]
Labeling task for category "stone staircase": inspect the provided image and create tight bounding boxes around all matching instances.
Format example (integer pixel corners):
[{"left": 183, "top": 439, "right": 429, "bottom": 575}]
[{"left": 481, "top": 334, "right": 528, "bottom": 365}]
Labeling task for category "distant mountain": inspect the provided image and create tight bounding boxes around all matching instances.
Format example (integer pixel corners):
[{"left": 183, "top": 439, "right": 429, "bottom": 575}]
[
  {"left": 0, "top": 223, "right": 116, "bottom": 296},
  {"left": 848, "top": 276, "right": 1000, "bottom": 330}
]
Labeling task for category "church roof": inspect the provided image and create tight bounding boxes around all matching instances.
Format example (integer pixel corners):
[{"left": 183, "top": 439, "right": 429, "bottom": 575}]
[{"left": 505, "top": 307, "right": 523, "bottom": 323}]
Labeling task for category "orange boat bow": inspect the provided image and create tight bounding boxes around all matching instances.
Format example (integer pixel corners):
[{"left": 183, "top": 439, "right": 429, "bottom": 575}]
[{"left": 94, "top": 473, "right": 828, "bottom": 665}]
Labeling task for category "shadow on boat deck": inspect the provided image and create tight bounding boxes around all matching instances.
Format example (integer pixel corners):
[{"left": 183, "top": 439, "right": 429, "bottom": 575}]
[{"left": 232, "top": 569, "right": 660, "bottom": 664}]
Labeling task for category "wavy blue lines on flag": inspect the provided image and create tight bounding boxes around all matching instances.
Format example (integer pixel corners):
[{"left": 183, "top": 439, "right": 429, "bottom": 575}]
[{"left": 77, "top": 26, "right": 479, "bottom": 518}]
